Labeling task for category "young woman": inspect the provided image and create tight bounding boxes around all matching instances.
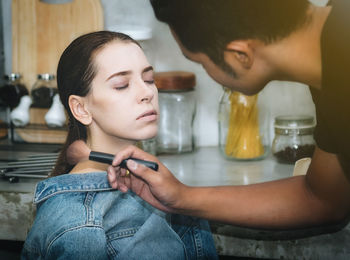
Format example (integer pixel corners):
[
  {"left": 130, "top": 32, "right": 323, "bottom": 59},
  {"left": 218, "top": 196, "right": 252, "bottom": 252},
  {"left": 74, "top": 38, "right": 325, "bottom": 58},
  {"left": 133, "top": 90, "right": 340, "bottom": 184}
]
[{"left": 21, "top": 31, "right": 217, "bottom": 260}]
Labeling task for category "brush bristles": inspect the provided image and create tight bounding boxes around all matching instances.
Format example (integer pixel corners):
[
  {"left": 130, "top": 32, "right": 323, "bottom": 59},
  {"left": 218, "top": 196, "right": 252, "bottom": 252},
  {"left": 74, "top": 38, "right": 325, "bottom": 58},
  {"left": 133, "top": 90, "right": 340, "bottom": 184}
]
[{"left": 66, "top": 140, "right": 91, "bottom": 165}]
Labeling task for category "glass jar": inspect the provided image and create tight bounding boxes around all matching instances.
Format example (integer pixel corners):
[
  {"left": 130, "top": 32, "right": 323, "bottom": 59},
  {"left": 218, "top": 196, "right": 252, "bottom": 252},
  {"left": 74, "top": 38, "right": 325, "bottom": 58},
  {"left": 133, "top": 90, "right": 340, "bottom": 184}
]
[
  {"left": 272, "top": 115, "right": 316, "bottom": 164},
  {"left": 0, "top": 73, "right": 28, "bottom": 109},
  {"left": 218, "top": 88, "right": 269, "bottom": 160},
  {"left": 155, "top": 71, "right": 196, "bottom": 154},
  {"left": 31, "top": 74, "right": 57, "bottom": 108},
  {"left": 138, "top": 138, "right": 157, "bottom": 155},
  {"left": 0, "top": 73, "right": 28, "bottom": 139}
]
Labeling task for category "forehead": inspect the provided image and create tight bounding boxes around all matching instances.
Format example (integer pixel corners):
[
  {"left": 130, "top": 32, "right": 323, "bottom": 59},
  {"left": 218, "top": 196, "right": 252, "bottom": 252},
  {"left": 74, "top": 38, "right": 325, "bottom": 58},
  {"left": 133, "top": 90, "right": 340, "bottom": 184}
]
[{"left": 93, "top": 41, "right": 147, "bottom": 70}]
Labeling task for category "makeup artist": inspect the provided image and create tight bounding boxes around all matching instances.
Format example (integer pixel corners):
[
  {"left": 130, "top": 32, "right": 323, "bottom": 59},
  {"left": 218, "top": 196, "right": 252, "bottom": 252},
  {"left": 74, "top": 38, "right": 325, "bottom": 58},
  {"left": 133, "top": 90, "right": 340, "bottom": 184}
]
[{"left": 108, "top": 0, "right": 350, "bottom": 230}]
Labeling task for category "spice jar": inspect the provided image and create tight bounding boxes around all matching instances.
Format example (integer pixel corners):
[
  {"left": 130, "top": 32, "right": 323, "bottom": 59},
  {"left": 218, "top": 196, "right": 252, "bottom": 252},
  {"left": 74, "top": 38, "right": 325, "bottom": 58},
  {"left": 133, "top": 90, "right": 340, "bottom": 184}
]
[
  {"left": 218, "top": 88, "right": 269, "bottom": 160},
  {"left": 272, "top": 115, "right": 316, "bottom": 164},
  {"left": 155, "top": 71, "right": 196, "bottom": 154},
  {"left": 31, "top": 74, "right": 57, "bottom": 108},
  {"left": 0, "top": 73, "right": 28, "bottom": 109}
]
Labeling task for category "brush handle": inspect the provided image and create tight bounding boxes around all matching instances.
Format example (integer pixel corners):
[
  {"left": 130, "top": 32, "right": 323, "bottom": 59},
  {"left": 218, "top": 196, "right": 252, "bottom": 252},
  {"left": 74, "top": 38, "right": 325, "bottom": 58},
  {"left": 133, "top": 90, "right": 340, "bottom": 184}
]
[
  {"left": 89, "top": 151, "right": 114, "bottom": 164},
  {"left": 89, "top": 151, "right": 158, "bottom": 171},
  {"left": 120, "top": 158, "right": 159, "bottom": 171}
]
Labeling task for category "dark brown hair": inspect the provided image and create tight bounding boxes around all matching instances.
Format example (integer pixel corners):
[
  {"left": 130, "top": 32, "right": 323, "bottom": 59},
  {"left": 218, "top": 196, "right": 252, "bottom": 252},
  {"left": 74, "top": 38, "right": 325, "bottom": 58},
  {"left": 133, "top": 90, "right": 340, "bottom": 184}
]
[{"left": 51, "top": 31, "right": 140, "bottom": 176}]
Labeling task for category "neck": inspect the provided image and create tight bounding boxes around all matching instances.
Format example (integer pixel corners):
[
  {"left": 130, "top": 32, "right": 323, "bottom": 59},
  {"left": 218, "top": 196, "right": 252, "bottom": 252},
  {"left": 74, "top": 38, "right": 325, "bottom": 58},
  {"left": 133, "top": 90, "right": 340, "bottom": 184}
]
[
  {"left": 262, "top": 4, "right": 331, "bottom": 89},
  {"left": 70, "top": 136, "right": 137, "bottom": 174},
  {"left": 70, "top": 160, "right": 108, "bottom": 174},
  {"left": 88, "top": 136, "right": 136, "bottom": 155}
]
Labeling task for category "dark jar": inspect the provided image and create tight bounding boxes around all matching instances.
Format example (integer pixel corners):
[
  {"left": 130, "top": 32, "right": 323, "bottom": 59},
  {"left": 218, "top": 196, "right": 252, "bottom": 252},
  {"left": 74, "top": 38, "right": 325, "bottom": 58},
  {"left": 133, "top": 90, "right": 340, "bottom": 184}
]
[
  {"left": 272, "top": 115, "right": 316, "bottom": 164},
  {"left": 0, "top": 73, "right": 28, "bottom": 109},
  {"left": 31, "top": 74, "right": 57, "bottom": 108}
]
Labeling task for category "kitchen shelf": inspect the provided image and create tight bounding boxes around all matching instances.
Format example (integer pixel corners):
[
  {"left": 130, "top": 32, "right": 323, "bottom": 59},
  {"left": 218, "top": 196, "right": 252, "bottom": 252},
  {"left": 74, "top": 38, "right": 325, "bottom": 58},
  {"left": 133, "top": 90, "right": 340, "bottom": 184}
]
[{"left": 10, "top": 123, "right": 67, "bottom": 144}]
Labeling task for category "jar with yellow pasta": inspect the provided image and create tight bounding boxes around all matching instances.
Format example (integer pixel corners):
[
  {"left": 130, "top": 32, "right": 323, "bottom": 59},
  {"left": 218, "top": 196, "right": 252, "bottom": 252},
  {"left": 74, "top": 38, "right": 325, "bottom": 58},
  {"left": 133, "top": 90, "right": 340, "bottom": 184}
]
[{"left": 218, "top": 88, "right": 270, "bottom": 160}]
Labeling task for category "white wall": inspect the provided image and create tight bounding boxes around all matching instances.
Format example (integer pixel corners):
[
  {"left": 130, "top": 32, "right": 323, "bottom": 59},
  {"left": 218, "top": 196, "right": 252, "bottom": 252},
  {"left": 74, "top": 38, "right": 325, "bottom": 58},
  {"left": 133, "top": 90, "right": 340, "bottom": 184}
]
[{"left": 3, "top": 0, "right": 328, "bottom": 147}]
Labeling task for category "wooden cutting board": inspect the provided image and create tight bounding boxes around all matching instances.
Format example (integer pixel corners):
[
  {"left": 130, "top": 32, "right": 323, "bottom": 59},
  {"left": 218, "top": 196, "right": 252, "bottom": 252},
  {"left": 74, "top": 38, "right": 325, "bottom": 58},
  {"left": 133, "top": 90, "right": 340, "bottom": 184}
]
[
  {"left": 11, "top": 0, "right": 103, "bottom": 143},
  {"left": 12, "top": 0, "right": 104, "bottom": 89}
]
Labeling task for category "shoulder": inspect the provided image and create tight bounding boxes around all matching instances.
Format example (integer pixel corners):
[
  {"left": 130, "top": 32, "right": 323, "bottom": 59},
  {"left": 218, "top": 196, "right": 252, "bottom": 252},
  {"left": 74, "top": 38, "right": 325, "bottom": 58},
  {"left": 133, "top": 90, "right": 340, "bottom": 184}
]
[
  {"left": 24, "top": 203, "right": 108, "bottom": 259},
  {"left": 45, "top": 225, "right": 108, "bottom": 259},
  {"left": 24, "top": 192, "right": 95, "bottom": 254},
  {"left": 23, "top": 223, "right": 108, "bottom": 259}
]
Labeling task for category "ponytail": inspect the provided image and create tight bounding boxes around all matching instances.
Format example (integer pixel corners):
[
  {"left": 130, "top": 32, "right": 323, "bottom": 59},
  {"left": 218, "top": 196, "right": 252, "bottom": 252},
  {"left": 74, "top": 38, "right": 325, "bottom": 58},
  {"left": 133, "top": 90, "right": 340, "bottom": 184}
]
[{"left": 50, "top": 118, "right": 87, "bottom": 177}]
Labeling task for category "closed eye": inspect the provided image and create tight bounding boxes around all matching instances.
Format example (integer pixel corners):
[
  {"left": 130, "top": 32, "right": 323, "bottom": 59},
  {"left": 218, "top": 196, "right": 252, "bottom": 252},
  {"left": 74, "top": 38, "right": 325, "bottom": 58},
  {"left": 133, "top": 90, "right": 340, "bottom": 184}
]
[
  {"left": 115, "top": 84, "right": 128, "bottom": 90},
  {"left": 145, "top": 80, "right": 154, "bottom": 84}
]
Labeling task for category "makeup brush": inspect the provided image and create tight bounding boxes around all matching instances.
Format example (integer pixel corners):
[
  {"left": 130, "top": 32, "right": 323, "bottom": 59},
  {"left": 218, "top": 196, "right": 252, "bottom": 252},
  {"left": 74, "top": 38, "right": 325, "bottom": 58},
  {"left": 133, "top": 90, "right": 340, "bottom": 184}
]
[{"left": 67, "top": 140, "right": 158, "bottom": 171}]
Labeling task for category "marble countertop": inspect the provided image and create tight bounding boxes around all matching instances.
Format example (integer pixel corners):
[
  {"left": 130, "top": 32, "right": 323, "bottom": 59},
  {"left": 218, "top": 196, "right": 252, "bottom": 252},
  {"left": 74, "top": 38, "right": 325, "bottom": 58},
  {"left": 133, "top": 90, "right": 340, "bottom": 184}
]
[{"left": 159, "top": 147, "right": 294, "bottom": 186}]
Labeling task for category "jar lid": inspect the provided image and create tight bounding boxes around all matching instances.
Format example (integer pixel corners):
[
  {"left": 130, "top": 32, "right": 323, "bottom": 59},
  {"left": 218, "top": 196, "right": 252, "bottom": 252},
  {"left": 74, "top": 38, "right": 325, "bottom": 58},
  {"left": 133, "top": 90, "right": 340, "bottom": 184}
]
[
  {"left": 4, "top": 73, "right": 21, "bottom": 81},
  {"left": 37, "top": 74, "right": 55, "bottom": 80},
  {"left": 155, "top": 71, "right": 196, "bottom": 91},
  {"left": 274, "top": 115, "right": 316, "bottom": 130}
]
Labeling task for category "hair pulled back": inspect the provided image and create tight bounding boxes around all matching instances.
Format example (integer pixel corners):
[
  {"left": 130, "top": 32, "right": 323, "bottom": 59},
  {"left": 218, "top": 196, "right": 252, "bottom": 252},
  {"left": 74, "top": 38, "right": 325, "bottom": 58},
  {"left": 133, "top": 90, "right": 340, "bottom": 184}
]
[{"left": 51, "top": 31, "right": 140, "bottom": 176}]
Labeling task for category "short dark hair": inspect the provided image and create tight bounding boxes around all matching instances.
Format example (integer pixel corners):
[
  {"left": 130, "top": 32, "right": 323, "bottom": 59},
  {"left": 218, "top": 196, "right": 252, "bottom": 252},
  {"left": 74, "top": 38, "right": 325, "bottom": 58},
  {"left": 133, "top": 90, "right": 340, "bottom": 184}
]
[{"left": 151, "top": 0, "right": 310, "bottom": 75}]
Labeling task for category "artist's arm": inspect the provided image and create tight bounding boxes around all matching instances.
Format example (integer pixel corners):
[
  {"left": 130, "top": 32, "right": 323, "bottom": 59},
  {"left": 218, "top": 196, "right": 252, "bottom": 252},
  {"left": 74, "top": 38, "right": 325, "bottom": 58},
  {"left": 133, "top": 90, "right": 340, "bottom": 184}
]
[{"left": 108, "top": 146, "right": 350, "bottom": 229}]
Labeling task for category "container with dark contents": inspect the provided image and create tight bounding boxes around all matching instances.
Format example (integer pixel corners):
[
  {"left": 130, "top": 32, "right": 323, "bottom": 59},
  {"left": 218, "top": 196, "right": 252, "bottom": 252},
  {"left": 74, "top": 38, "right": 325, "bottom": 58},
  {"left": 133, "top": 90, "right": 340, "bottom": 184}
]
[
  {"left": 0, "top": 73, "right": 28, "bottom": 109},
  {"left": 272, "top": 115, "right": 316, "bottom": 164},
  {"left": 31, "top": 74, "right": 57, "bottom": 108}
]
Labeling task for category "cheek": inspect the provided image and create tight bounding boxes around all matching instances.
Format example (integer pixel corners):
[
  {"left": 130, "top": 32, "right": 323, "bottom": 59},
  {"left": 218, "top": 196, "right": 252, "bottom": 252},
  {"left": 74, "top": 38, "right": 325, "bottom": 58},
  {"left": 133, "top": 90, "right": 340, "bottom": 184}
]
[
  {"left": 153, "top": 94, "right": 159, "bottom": 111},
  {"left": 90, "top": 94, "right": 130, "bottom": 124}
]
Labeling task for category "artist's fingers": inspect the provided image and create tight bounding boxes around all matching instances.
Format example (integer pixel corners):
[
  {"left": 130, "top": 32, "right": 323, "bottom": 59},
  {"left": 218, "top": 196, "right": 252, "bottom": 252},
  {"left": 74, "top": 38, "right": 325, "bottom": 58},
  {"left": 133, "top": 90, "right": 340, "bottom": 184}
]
[
  {"left": 126, "top": 159, "right": 158, "bottom": 184},
  {"left": 107, "top": 166, "right": 117, "bottom": 188},
  {"left": 107, "top": 166, "right": 129, "bottom": 192}
]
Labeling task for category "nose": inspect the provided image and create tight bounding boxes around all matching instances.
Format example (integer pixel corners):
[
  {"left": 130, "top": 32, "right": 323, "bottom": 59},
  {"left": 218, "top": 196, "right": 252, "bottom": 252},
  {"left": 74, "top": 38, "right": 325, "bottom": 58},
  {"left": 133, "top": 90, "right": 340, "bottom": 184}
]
[{"left": 138, "top": 80, "right": 155, "bottom": 103}]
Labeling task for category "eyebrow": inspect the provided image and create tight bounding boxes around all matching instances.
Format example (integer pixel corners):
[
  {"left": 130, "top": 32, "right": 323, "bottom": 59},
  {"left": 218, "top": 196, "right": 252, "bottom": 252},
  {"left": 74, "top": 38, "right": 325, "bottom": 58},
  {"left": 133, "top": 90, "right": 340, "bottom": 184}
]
[{"left": 106, "top": 66, "right": 154, "bottom": 81}]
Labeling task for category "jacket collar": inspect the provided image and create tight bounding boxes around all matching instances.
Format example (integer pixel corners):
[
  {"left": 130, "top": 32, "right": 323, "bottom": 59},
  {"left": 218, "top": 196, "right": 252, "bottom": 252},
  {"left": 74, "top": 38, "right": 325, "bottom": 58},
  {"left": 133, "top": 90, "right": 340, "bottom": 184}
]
[{"left": 34, "top": 172, "right": 113, "bottom": 204}]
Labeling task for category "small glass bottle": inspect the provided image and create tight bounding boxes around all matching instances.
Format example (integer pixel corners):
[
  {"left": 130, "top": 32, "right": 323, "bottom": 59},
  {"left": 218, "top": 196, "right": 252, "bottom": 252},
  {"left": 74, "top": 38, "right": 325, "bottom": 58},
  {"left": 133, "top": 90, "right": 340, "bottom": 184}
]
[
  {"left": 218, "top": 88, "right": 269, "bottom": 160},
  {"left": 0, "top": 73, "right": 28, "bottom": 109},
  {"left": 272, "top": 115, "right": 316, "bottom": 164},
  {"left": 0, "top": 74, "right": 28, "bottom": 139},
  {"left": 156, "top": 71, "right": 196, "bottom": 154},
  {"left": 31, "top": 74, "right": 57, "bottom": 108}
]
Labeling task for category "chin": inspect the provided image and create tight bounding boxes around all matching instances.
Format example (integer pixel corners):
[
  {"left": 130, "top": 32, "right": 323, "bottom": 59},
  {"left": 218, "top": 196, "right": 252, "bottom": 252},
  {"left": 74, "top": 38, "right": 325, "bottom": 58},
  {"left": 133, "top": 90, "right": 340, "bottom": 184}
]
[{"left": 137, "top": 129, "right": 158, "bottom": 141}]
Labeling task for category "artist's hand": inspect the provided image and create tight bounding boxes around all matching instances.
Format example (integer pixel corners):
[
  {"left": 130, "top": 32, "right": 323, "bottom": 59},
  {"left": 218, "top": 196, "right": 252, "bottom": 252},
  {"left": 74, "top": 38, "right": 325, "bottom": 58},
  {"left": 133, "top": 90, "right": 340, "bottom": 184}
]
[{"left": 107, "top": 145, "right": 188, "bottom": 213}]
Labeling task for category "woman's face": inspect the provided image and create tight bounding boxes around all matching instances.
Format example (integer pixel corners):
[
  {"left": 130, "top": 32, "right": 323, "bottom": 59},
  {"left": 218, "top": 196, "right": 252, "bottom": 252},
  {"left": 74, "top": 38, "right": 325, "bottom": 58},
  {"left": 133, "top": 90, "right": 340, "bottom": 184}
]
[{"left": 85, "top": 41, "right": 158, "bottom": 146}]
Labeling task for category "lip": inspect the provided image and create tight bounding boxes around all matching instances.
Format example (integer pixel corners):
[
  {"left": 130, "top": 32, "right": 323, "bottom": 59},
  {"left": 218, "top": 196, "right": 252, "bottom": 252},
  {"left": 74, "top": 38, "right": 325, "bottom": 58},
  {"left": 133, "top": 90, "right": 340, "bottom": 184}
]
[{"left": 136, "top": 109, "right": 158, "bottom": 121}]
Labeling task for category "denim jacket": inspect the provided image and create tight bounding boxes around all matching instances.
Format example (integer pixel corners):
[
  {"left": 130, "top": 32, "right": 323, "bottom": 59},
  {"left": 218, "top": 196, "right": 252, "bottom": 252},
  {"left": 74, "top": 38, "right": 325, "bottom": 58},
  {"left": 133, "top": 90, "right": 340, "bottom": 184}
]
[{"left": 21, "top": 172, "right": 217, "bottom": 260}]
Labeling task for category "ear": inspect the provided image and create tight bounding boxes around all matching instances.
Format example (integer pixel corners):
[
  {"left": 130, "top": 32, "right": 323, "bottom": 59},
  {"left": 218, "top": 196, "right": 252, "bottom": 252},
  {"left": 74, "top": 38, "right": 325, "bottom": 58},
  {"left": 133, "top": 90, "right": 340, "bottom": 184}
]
[
  {"left": 68, "top": 95, "right": 92, "bottom": 126},
  {"left": 225, "top": 40, "right": 254, "bottom": 70}
]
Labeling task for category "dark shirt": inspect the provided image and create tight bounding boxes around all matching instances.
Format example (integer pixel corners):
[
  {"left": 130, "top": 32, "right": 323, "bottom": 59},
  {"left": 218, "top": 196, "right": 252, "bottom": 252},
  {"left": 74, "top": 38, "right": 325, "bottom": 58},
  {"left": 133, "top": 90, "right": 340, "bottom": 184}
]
[{"left": 310, "top": 0, "right": 350, "bottom": 179}]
